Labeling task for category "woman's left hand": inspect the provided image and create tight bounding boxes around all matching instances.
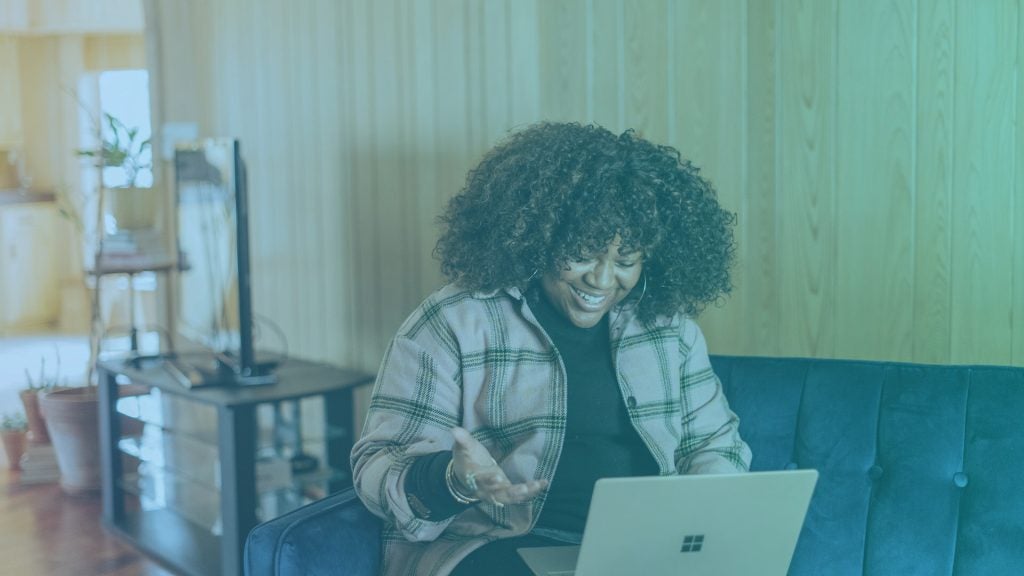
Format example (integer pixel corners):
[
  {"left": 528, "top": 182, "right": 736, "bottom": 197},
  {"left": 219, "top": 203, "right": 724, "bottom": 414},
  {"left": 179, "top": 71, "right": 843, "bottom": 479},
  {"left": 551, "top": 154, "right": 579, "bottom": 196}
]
[{"left": 450, "top": 426, "right": 549, "bottom": 506}]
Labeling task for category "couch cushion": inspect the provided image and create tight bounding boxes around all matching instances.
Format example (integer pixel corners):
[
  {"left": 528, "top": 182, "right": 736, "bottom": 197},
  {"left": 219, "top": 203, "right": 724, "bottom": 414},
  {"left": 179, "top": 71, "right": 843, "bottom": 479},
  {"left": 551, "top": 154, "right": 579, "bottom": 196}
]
[
  {"left": 713, "top": 356, "right": 1024, "bottom": 576},
  {"left": 958, "top": 367, "right": 1024, "bottom": 574},
  {"left": 244, "top": 488, "right": 381, "bottom": 576}
]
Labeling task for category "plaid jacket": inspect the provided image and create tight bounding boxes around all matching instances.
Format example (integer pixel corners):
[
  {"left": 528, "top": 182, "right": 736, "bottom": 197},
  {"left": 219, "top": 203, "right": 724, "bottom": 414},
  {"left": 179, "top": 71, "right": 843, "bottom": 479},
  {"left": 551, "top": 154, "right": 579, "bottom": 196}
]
[{"left": 351, "top": 284, "right": 751, "bottom": 576}]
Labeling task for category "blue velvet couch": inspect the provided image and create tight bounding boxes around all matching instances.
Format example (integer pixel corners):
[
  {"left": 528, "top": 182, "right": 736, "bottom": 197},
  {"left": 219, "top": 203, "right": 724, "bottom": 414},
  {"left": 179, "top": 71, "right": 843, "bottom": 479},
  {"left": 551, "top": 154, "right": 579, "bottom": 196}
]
[{"left": 245, "top": 356, "right": 1024, "bottom": 575}]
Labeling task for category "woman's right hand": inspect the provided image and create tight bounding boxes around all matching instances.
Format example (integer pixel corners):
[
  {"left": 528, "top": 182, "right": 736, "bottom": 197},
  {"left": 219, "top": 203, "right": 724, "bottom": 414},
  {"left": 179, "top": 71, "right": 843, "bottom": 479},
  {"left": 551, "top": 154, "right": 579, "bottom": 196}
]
[{"left": 450, "top": 427, "right": 549, "bottom": 506}]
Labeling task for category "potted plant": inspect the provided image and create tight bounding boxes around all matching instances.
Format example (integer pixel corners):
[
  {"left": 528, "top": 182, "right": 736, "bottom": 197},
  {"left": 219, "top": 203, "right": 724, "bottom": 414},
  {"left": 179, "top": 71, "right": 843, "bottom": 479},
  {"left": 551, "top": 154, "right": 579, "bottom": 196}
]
[
  {"left": 76, "top": 111, "right": 155, "bottom": 230},
  {"left": 19, "top": 356, "right": 63, "bottom": 444},
  {"left": 40, "top": 384, "right": 101, "bottom": 494},
  {"left": 24, "top": 352, "right": 99, "bottom": 495},
  {"left": 0, "top": 412, "right": 28, "bottom": 471}
]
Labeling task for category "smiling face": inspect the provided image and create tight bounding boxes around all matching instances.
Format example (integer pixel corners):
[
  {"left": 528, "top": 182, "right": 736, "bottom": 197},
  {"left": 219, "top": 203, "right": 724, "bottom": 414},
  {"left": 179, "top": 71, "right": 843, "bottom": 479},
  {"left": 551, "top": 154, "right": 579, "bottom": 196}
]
[{"left": 539, "top": 237, "right": 644, "bottom": 328}]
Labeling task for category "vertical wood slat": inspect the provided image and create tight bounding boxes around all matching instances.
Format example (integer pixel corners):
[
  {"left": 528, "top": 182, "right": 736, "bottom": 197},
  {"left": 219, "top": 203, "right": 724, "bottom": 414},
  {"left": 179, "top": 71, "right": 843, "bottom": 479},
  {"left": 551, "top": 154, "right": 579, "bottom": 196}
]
[
  {"left": 337, "top": 0, "right": 361, "bottom": 369},
  {"left": 310, "top": 0, "right": 329, "bottom": 359},
  {"left": 395, "top": 2, "right": 419, "bottom": 317},
  {"left": 745, "top": 0, "right": 779, "bottom": 356},
  {"left": 507, "top": 0, "right": 540, "bottom": 129},
  {"left": 834, "top": 0, "right": 915, "bottom": 361},
  {"left": 623, "top": 0, "right": 668, "bottom": 144},
  {"left": 312, "top": 0, "right": 342, "bottom": 363},
  {"left": 671, "top": 0, "right": 748, "bottom": 354},
  {"left": 292, "top": 0, "right": 314, "bottom": 357},
  {"left": 348, "top": 0, "right": 377, "bottom": 370},
  {"left": 914, "top": 0, "right": 955, "bottom": 364},
  {"left": 286, "top": 0, "right": 306, "bottom": 356},
  {"left": 589, "top": 0, "right": 623, "bottom": 131},
  {"left": 371, "top": 0, "right": 405, "bottom": 354},
  {"left": 950, "top": 0, "right": 1017, "bottom": 365},
  {"left": 411, "top": 0, "right": 441, "bottom": 299},
  {"left": 481, "top": 0, "right": 511, "bottom": 144},
  {"left": 776, "top": 0, "right": 838, "bottom": 358},
  {"left": 432, "top": 0, "right": 471, "bottom": 306},
  {"left": 265, "top": 0, "right": 292, "bottom": 356},
  {"left": 280, "top": 0, "right": 300, "bottom": 353},
  {"left": 1015, "top": 0, "right": 1024, "bottom": 366},
  {"left": 464, "top": 0, "right": 485, "bottom": 156},
  {"left": 539, "top": 0, "right": 586, "bottom": 122},
  {"left": 240, "top": 0, "right": 264, "bottom": 343}
]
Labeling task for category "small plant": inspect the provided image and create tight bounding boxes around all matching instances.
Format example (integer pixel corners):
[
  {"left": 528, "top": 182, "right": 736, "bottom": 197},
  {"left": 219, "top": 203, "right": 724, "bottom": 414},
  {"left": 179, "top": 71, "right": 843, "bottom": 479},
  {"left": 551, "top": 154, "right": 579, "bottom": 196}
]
[
  {"left": 23, "top": 354, "right": 66, "bottom": 391},
  {"left": 1, "top": 411, "right": 27, "bottom": 431},
  {"left": 77, "top": 111, "right": 152, "bottom": 188}
]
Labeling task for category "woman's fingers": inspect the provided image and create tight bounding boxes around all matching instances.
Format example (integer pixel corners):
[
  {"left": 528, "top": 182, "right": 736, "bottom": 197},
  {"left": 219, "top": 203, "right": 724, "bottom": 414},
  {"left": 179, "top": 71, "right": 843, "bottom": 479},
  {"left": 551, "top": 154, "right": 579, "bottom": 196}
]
[
  {"left": 463, "top": 463, "right": 510, "bottom": 491},
  {"left": 450, "top": 427, "right": 508, "bottom": 499},
  {"left": 491, "top": 478, "right": 549, "bottom": 505},
  {"left": 450, "top": 426, "right": 549, "bottom": 504}
]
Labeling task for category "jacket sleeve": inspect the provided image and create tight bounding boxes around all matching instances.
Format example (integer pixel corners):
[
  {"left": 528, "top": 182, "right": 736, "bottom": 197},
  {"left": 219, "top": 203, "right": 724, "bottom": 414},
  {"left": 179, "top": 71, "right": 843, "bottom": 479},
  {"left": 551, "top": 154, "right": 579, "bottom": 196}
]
[
  {"left": 674, "top": 320, "right": 752, "bottom": 475},
  {"left": 350, "top": 305, "right": 465, "bottom": 542}
]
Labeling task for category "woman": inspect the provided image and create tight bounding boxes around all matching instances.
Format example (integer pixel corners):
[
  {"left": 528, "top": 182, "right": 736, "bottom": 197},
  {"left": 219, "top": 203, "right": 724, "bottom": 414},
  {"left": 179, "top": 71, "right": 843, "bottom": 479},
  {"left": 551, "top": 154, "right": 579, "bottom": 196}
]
[{"left": 351, "top": 122, "right": 752, "bottom": 576}]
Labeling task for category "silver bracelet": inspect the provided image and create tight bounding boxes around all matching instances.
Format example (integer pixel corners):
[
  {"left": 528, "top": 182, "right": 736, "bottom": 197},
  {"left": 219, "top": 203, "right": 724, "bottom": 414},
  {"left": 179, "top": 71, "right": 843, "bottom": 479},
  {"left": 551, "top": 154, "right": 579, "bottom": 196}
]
[{"left": 445, "top": 459, "right": 480, "bottom": 504}]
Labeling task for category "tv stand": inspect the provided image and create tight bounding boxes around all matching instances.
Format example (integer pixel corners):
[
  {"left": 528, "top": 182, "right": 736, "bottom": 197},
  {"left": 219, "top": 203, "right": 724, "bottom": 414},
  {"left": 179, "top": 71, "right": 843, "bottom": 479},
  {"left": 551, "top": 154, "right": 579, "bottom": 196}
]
[{"left": 97, "top": 353, "right": 374, "bottom": 576}]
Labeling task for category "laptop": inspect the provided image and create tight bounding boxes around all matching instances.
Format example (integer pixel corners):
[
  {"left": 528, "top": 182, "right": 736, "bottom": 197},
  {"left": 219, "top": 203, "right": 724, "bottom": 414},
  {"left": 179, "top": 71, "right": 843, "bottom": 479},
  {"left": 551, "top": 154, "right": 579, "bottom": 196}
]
[{"left": 517, "top": 469, "right": 818, "bottom": 576}]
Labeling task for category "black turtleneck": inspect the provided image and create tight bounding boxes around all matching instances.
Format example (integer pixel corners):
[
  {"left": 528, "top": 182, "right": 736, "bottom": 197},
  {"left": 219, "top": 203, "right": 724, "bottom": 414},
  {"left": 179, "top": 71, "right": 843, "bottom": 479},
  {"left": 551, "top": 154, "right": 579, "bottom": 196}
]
[{"left": 528, "top": 288, "right": 659, "bottom": 534}]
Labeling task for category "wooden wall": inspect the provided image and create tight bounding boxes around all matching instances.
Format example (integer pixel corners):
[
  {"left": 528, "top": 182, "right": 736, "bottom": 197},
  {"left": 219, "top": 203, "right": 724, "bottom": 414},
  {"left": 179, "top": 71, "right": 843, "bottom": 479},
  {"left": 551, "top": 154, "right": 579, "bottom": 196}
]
[{"left": 148, "top": 0, "right": 1024, "bottom": 372}]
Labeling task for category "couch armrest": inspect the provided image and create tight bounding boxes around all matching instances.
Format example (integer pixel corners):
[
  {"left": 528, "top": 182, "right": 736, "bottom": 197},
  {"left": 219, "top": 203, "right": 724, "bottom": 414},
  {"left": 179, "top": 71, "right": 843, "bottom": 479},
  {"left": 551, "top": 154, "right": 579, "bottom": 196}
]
[{"left": 244, "top": 487, "right": 382, "bottom": 576}]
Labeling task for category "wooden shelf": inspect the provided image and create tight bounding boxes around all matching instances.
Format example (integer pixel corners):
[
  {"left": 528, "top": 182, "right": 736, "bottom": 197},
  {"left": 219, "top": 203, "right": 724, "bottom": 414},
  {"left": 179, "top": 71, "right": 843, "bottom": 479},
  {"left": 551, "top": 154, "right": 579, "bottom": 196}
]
[{"left": 97, "top": 356, "right": 374, "bottom": 576}]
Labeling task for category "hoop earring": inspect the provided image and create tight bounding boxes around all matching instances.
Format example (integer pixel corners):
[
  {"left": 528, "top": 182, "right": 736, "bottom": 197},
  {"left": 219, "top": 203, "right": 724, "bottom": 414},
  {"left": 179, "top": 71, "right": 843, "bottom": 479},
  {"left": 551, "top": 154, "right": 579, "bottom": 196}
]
[{"left": 626, "top": 273, "right": 647, "bottom": 309}]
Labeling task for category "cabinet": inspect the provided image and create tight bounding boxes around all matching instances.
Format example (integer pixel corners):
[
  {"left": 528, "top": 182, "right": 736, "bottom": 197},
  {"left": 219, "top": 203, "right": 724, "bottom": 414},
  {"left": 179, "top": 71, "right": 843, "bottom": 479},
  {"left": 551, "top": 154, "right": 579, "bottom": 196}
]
[
  {"left": 97, "top": 354, "right": 374, "bottom": 576},
  {"left": 0, "top": 200, "right": 60, "bottom": 331}
]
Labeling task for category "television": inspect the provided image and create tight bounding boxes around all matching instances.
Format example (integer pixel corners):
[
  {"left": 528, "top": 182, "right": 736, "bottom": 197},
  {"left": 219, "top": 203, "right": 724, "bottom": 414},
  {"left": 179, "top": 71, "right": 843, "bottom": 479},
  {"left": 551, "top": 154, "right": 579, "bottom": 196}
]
[{"left": 173, "top": 138, "right": 276, "bottom": 385}]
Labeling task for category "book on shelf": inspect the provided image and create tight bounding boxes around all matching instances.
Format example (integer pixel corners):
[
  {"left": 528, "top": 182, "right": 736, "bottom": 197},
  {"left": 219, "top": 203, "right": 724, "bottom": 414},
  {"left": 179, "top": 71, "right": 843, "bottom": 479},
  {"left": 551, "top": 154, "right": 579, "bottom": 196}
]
[
  {"left": 92, "top": 229, "right": 175, "bottom": 273},
  {"left": 101, "top": 229, "right": 164, "bottom": 256},
  {"left": 19, "top": 442, "right": 60, "bottom": 484}
]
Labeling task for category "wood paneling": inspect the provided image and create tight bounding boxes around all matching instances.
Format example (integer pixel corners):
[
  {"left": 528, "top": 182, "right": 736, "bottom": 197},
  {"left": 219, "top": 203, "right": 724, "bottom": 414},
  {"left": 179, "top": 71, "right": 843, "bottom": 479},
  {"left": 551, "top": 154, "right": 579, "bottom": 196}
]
[
  {"left": 539, "top": 0, "right": 587, "bottom": 123},
  {"left": 834, "top": 0, "right": 915, "bottom": 361},
  {"left": 623, "top": 0, "right": 668, "bottom": 144},
  {"left": 1015, "top": 1, "right": 1024, "bottom": 366},
  {"left": 776, "top": 0, "right": 838, "bottom": 358},
  {"left": 670, "top": 0, "right": 748, "bottom": 351},
  {"left": 950, "top": 0, "right": 1017, "bottom": 365},
  {"left": 913, "top": 0, "right": 955, "bottom": 364},
  {"left": 588, "top": 0, "right": 623, "bottom": 130},
  {"left": 149, "top": 0, "right": 1024, "bottom": 371},
  {"left": 744, "top": 0, "right": 779, "bottom": 356}
]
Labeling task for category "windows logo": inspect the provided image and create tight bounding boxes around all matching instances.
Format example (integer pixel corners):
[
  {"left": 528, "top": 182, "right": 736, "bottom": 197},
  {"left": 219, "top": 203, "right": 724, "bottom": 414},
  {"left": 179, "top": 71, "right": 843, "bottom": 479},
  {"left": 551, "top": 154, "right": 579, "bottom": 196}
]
[{"left": 680, "top": 534, "right": 705, "bottom": 553}]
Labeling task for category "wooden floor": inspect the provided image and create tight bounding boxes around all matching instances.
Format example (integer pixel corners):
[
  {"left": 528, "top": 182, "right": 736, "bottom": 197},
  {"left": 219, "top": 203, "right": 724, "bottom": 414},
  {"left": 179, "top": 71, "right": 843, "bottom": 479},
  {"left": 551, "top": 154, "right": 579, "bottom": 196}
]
[{"left": 0, "top": 469, "right": 176, "bottom": 576}]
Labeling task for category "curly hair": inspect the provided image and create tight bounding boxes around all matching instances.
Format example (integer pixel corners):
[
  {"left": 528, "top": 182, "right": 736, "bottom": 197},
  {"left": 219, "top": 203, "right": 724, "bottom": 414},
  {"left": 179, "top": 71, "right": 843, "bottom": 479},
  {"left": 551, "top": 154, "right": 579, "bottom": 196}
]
[{"left": 435, "top": 122, "right": 736, "bottom": 322}]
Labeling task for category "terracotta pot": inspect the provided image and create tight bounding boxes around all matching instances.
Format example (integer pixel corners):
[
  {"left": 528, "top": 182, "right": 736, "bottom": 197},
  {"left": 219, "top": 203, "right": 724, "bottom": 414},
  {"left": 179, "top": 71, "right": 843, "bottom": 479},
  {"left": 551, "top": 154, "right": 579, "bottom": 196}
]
[
  {"left": 1, "top": 430, "right": 27, "bottom": 470},
  {"left": 39, "top": 387, "right": 101, "bottom": 495},
  {"left": 19, "top": 389, "right": 49, "bottom": 445}
]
